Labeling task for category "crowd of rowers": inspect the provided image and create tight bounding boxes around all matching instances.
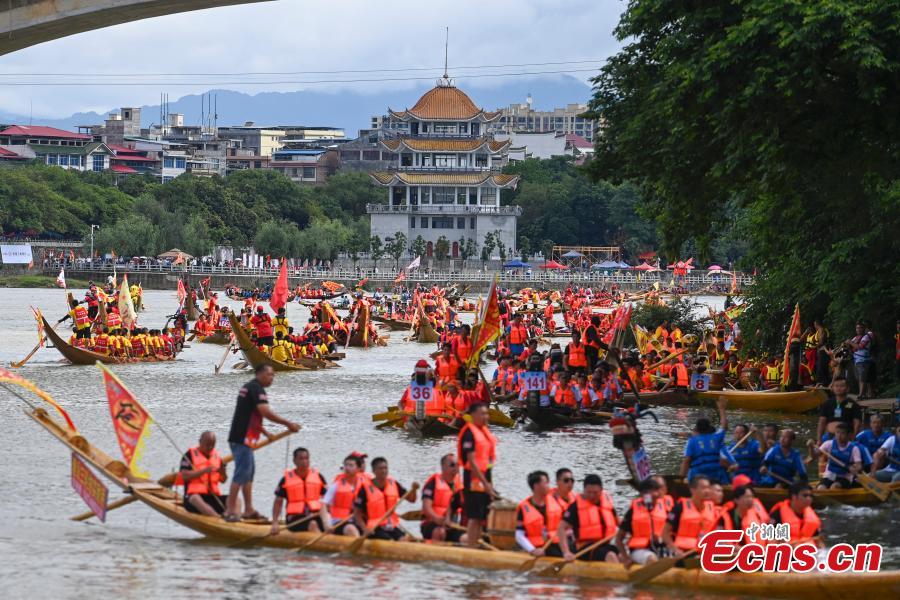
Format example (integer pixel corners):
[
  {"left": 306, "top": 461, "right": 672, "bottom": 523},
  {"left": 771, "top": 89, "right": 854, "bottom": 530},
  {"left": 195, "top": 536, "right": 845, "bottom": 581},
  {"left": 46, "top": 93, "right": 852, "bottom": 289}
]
[
  {"left": 178, "top": 399, "right": 872, "bottom": 566},
  {"left": 238, "top": 305, "right": 341, "bottom": 362},
  {"left": 57, "top": 296, "right": 180, "bottom": 359}
]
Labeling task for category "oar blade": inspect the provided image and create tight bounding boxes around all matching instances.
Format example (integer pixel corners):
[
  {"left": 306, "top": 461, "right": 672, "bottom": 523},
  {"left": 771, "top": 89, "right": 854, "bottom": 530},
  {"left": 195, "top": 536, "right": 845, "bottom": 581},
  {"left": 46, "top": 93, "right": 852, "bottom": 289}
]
[
  {"left": 347, "top": 536, "right": 366, "bottom": 554},
  {"left": 628, "top": 555, "right": 681, "bottom": 584},
  {"left": 534, "top": 561, "right": 564, "bottom": 578},
  {"left": 858, "top": 473, "right": 891, "bottom": 502}
]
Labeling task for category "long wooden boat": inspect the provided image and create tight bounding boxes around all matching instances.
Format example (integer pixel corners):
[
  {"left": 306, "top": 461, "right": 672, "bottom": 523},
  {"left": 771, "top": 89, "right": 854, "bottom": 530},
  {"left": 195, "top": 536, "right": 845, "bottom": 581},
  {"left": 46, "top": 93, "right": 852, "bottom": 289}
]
[
  {"left": 404, "top": 416, "right": 460, "bottom": 438},
  {"left": 657, "top": 474, "right": 900, "bottom": 510},
  {"left": 693, "top": 388, "right": 827, "bottom": 414},
  {"left": 524, "top": 402, "right": 609, "bottom": 431},
  {"left": 297, "top": 292, "right": 347, "bottom": 307},
  {"left": 41, "top": 316, "right": 173, "bottom": 365},
  {"left": 371, "top": 314, "right": 414, "bottom": 331},
  {"left": 27, "top": 404, "right": 900, "bottom": 598},
  {"left": 227, "top": 314, "right": 309, "bottom": 372},
  {"left": 195, "top": 330, "right": 231, "bottom": 345},
  {"left": 622, "top": 390, "right": 691, "bottom": 407}
]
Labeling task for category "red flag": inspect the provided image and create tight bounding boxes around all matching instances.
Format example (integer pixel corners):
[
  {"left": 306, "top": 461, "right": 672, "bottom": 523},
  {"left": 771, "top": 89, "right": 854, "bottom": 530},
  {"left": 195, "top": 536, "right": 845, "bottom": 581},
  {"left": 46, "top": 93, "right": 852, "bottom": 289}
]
[
  {"left": 394, "top": 271, "right": 406, "bottom": 284},
  {"left": 99, "top": 364, "right": 152, "bottom": 476},
  {"left": 467, "top": 277, "right": 501, "bottom": 367},
  {"left": 176, "top": 280, "right": 186, "bottom": 304},
  {"left": 270, "top": 260, "right": 289, "bottom": 312},
  {"left": 781, "top": 303, "right": 801, "bottom": 386},
  {"left": 355, "top": 277, "right": 369, "bottom": 289}
]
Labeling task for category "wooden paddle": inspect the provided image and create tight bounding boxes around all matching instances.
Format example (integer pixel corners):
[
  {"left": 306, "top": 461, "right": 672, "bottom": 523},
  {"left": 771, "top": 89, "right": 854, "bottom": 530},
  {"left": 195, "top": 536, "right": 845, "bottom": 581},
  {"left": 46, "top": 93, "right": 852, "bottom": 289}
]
[
  {"left": 535, "top": 532, "right": 616, "bottom": 577},
  {"left": 646, "top": 348, "right": 688, "bottom": 372},
  {"left": 728, "top": 428, "right": 756, "bottom": 453},
  {"left": 227, "top": 513, "right": 320, "bottom": 548},
  {"left": 70, "top": 429, "right": 295, "bottom": 521},
  {"left": 518, "top": 537, "right": 556, "bottom": 571},
  {"left": 399, "top": 509, "right": 422, "bottom": 521},
  {"left": 446, "top": 521, "right": 501, "bottom": 551},
  {"left": 296, "top": 515, "right": 351, "bottom": 553},
  {"left": 346, "top": 495, "right": 410, "bottom": 554},
  {"left": 628, "top": 548, "right": 699, "bottom": 584},
  {"left": 214, "top": 342, "right": 234, "bottom": 374},
  {"left": 11, "top": 320, "right": 62, "bottom": 368},
  {"left": 819, "top": 448, "right": 891, "bottom": 501}
]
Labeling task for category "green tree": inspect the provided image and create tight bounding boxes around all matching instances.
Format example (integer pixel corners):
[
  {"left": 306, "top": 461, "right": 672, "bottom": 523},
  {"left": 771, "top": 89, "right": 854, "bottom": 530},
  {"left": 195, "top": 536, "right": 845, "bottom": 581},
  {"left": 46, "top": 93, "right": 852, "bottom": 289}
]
[
  {"left": 385, "top": 231, "right": 407, "bottom": 269},
  {"left": 370, "top": 235, "right": 384, "bottom": 269},
  {"left": 411, "top": 235, "right": 427, "bottom": 259},
  {"left": 254, "top": 221, "right": 292, "bottom": 258},
  {"left": 435, "top": 235, "right": 450, "bottom": 261},
  {"left": 585, "top": 0, "right": 900, "bottom": 367},
  {"left": 518, "top": 235, "right": 531, "bottom": 261},
  {"left": 182, "top": 215, "right": 213, "bottom": 258},
  {"left": 494, "top": 230, "right": 507, "bottom": 262},
  {"left": 462, "top": 237, "right": 478, "bottom": 262},
  {"left": 94, "top": 214, "right": 161, "bottom": 256}
]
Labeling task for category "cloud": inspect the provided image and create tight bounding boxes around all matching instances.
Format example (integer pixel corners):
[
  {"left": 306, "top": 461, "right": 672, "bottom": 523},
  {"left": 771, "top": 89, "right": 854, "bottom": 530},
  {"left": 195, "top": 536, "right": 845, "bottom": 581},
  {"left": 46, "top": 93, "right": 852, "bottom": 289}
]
[{"left": 0, "top": 0, "right": 623, "bottom": 118}]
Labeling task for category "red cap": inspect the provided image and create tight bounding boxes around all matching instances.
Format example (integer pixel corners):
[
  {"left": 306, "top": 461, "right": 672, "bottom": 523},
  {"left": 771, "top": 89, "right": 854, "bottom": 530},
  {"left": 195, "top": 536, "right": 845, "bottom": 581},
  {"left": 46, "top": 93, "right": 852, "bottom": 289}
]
[
  {"left": 414, "top": 359, "right": 429, "bottom": 372},
  {"left": 732, "top": 474, "right": 752, "bottom": 488},
  {"left": 350, "top": 451, "right": 368, "bottom": 459}
]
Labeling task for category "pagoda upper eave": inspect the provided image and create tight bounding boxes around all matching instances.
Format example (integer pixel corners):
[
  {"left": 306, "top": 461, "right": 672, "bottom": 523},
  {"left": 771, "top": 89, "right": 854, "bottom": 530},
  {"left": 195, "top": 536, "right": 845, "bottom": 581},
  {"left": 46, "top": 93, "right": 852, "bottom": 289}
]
[
  {"left": 370, "top": 171, "right": 519, "bottom": 188},
  {"left": 380, "top": 137, "right": 511, "bottom": 153},
  {"left": 388, "top": 108, "right": 501, "bottom": 123}
]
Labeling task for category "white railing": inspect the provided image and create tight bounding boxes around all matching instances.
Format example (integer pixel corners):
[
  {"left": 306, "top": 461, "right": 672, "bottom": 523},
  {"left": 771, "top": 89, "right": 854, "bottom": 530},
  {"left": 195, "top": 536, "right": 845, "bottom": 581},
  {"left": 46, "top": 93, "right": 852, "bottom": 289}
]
[{"left": 367, "top": 204, "right": 522, "bottom": 215}]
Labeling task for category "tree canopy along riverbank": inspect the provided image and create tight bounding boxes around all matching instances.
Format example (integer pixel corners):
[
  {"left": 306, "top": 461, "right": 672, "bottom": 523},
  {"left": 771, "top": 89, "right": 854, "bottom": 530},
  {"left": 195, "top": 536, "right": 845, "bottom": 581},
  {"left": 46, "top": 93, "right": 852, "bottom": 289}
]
[{"left": 584, "top": 0, "right": 900, "bottom": 382}]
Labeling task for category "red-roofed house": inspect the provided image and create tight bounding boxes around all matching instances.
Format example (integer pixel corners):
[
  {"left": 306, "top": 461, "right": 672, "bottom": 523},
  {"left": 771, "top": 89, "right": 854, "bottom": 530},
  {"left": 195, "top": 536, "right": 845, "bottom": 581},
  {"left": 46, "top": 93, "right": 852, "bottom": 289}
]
[
  {"left": 564, "top": 133, "right": 594, "bottom": 157},
  {"left": 0, "top": 124, "right": 111, "bottom": 171},
  {"left": 107, "top": 144, "right": 160, "bottom": 176}
]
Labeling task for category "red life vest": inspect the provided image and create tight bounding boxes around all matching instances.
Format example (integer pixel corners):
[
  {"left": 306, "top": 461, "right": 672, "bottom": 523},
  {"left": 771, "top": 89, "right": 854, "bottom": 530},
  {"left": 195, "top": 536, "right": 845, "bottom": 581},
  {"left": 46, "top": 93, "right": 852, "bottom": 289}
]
[
  {"left": 93, "top": 334, "right": 110, "bottom": 355},
  {"left": 454, "top": 337, "right": 473, "bottom": 363},
  {"left": 253, "top": 314, "right": 273, "bottom": 338},
  {"left": 72, "top": 305, "right": 91, "bottom": 329},
  {"left": 628, "top": 497, "right": 668, "bottom": 549},
  {"left": 574, "top": 492, "right": 617, "bottom": 544},
  {"left": 457, "top": 423, "right": 497, "bottom": 492},
  {"left": 771, "top": 500, "right": 821, "bottom": 543},
  {"left": 555, "top": 384, "right": 578, "bottom": 408},
  {"left": 131, "top": 336, "right": 145, "bottom": 356},
  {"left": 509, "top": 324, "right": 528, "bottom": 345},
  {"left": 185, "top": 447, "right": 222, "bottom": 496},
  {"left": 718, "top": 505, "right": 769, "bottom": 545},
  {"left": 518, "top": 496, "right": 563, "bottom": 547},
  {"left": 424, "top": 473, "right": 462, "bottom": 520},
  {"left": 329, "top": 474, "right": 362, "bottom": 520},
  {"left": 582, "top": 325, "right": 601, "bottom": 349},
  {"left": 364, "top": 477, "right": 401, "bottom": 529},
  {"left": 673, "top": 498, "right": 717, "bottom": 550},
  {"left": 283, "top": 468, "right": 323, "bottom": 515},
  {"left": 567, "top": 342, "right": 587, "bottom": 367}
]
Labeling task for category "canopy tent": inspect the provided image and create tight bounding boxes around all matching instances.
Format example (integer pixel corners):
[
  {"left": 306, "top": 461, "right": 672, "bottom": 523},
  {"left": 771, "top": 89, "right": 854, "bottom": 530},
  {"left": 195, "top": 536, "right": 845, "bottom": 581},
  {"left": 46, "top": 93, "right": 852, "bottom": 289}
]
[
  {"left": 503, "top": 259, "right": 531, "bottom": 269},
  {"left": 539, "top": 260, "right": 568, "bottom": 270},
  {"left": 616, "top": 261, "right": 631, "bottom": 268},
  {"left": 633, "top": 262, "right": 660, "bottom": 272},
  {"left": 590, "top": 260, "right": 622, "bottom": 270},
  {"left": 560, "top": 250, "right": 584, "bottom": 258},
  {"left": 157, "top": 248, "right": 193, "bottom": 260},
  {"left": 707, "top": 265, "right": 723, "bottom": 271}
]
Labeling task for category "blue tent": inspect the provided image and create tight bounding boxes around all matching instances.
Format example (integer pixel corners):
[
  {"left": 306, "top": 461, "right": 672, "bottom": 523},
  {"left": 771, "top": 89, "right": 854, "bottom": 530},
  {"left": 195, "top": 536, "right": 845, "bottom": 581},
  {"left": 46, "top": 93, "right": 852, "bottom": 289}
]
[
  {"left": 590, "top": 260, "right": 620, "bottom": 270},
  {"left": 561, "top": 250, "right": 584, "bottom": 258},
  {"left": 503, "top": 259, "right": 531, "bottom": 269}
]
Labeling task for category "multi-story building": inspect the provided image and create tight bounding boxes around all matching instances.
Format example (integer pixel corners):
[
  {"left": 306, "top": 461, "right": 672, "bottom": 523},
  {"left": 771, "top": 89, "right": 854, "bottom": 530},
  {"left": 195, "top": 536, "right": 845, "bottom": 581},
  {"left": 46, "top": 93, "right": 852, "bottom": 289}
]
[
  {"left": 217, "top": 123, "right": 285, "bottom": 157},
  {"left": 491, "top": 95, "right": 597, "bottom": 142},
  {"left": 0, "top": 125, "right": 112, "bottom": 172},
  {"left": 269, "top": 148, "right": 339, "bottom": 184},
  {"left": 367, "top": 79, "right": 520, "bottom": 258}
]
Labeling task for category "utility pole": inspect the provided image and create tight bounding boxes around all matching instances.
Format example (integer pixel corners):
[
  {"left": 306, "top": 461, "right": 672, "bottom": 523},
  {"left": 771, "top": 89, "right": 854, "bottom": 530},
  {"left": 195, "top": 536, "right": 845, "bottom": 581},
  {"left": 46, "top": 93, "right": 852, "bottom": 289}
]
[{"left": 89, "top": 224, "right": 100, "bottom": 268}]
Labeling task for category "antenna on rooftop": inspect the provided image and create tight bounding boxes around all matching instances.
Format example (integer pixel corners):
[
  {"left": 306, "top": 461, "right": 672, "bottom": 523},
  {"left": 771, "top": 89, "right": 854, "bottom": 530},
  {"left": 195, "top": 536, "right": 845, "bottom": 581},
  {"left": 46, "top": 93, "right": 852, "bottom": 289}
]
[{"left": 439, "top": 27, "right": 453, "bottom": 87}]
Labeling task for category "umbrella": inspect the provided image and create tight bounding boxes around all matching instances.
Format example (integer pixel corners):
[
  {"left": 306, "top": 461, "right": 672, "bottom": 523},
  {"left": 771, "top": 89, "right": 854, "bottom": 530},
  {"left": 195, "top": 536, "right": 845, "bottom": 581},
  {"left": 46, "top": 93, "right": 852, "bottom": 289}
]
[
  {"left": 633, "top": 262, "right": 658, "bottom": 271},
  {"left": 157, "top": 248, "right": 194, "bottom": 260},
  {"left": 561, "top": 250, "right": 584, "bottom": 258},
  {"left": 503, "top": 259, "right": 531, "bottom": 269},
  {"left": 539, "top": 260, "right": 568, "bottom": 270},
  {"left": 707, "top": 265, "right": 723, "bottom": 271}
]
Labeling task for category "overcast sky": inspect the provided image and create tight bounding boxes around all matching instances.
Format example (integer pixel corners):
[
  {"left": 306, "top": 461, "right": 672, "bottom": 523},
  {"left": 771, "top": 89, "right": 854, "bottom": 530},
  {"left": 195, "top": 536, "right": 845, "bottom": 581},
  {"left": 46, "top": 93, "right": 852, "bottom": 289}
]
[{"left": 0, "top": 0, "right": 624, "bottom": 118}]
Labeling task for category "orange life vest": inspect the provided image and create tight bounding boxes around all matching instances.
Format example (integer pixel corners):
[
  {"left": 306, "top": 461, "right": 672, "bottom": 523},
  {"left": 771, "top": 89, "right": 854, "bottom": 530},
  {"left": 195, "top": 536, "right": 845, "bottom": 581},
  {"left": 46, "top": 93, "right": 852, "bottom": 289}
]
[
  {"left": 509, "top": 324, "right": 528, "bottom": 345},
  {"left": 443, "top": 390, "right": 466, "bottom": 414},
  {"left": 567, "top": 342, "right": 586, "bottom": 367},
  {"left": 71, "top": 305, "right": 91, "bottom": 329},
  {"left": 574, "top": 492, "right": 617, "bottom": 544},
  {"left": 672, "top": 363, "right": 690, "bottom": 387},
  {"left": 424, "top": 473, "right": 462, "bottom": 520},
  {"left": 582, "top": 325, "right": 601, "bottom": 349},
  {"left": 673, "top": 498, "right": 717, "bottom": 550},
  {"left": 454, "top": 337, "right": 472, "bottom": 363},
  {"left": 628, "top": 497, "right": 668, "bottom": 549},
  {"left": 436, "top": 355, "right": 460, "bottom": 381},
  {"left": 718, "top": 505, "right": 768, "bottom": 545},
  {"left": 457, "top": 423, "right": 497, "bottom": 493},
  {"left": 283, "top": 468, "right": 323, "bottom": 515},
  {"left": 554, "top": 384, "right": 578, "bottom": 408},
  {"left": 364, "top": 477, "right": 401, "bottom": 529},
  {"left": 185, "top": 447, "right": 222, "bottom": 496},
  {"left": 518, "top": 496, "right": 563, "bottom": 547},
  {"left": 329, "top": 474, "right": 361, "bottom": 519},
  {"left": 770, "top": 500, "right": 821, "bottom": 543}
]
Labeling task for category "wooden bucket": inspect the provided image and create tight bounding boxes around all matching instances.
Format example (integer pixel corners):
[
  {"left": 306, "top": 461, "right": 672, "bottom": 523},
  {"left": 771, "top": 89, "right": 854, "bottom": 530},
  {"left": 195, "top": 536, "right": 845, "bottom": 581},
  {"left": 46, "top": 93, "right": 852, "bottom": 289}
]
[
  {"left": 486, "top": 500, "right": 518, "bottom": 550},
  {"left": 707, "top": 369, "right": 726, "bottom": 391},
  {"left": 740, "top": 367, "right": 761, "bottom": 390}
]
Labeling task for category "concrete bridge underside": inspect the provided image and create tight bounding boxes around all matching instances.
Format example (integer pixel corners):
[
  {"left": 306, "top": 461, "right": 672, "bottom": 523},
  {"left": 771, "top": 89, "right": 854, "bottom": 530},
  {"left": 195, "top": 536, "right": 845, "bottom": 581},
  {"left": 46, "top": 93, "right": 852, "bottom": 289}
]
[{"left": 0, "top": 0, "right": 273, "bottom": 56}]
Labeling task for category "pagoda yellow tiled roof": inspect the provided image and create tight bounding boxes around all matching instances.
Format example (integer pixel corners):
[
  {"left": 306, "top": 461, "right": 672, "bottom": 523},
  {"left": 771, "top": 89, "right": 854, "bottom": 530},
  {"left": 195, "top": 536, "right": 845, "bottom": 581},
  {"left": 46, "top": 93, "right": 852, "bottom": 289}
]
[{"left": 389, "top": 84, "right": 502, "bottom": 122}]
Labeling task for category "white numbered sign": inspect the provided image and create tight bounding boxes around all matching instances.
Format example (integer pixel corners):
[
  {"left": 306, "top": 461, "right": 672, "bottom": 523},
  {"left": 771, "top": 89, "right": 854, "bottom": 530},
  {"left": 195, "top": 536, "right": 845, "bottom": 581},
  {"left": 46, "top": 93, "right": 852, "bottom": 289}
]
[
  {"left": 633, "top": 447, "right": 652, "bottom": 481},
  {"left": 690, "top": 374, "right": 711, "bottom": 391},
  {"left": 410, "top": 381, "right": 434, "bottom": 401},
  {"left": 520, "top": 371, "right": 547, "bottom": 391}
]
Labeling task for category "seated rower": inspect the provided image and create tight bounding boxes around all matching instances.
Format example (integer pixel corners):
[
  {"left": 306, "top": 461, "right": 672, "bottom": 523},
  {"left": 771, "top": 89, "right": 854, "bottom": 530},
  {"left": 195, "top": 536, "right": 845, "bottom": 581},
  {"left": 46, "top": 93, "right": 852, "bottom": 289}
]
[
  {"left": 714, "top": 485, "right": 767, "bottom": 546},
  {"left": 556, "top": 474, "right": 619, "bottom": 563},
  {"left": 759, "top": 429, "right": 808, "bottom": 487},
  {"left": 353, "top": 457, "right": 419, "bottom": 541},
  {"left": 271, "top": 332, "right": 292, "bottom": 363},
  {"left": 179, "top": 431, "right": 228, "bottom": 517},
  {"left": 323, "top": 454, "right": 365, "bottom": 537},
  {"left": 870, "top": 424, "right": 900, "bottom": 483},
  {"left": 516, "top": 471, "right": 564, "bottom": 558},
  {"left": 807, "top": 422, "right": 863, "bottom": 489},
  {"left": 549, "top": 371, "right": 583, "bottom": 414},
  {"left": 856, "top": 415, "right": 890, "bottom": 472},
  {"left": 729, "top": 423, "right": 765, "bottom": 484},
  {"left": 769, "top": 482, "right": 823, "bottom": 548},
  {"left": 651, "top": 475, "right": 675, "bottom": 512},
  {"left": 551, "top": 468, "right": 576, "bottom": 508},
  {"left": 420, "top": 454, "right": 464, "bottom": 543},
  {"left": 615, "top": 478, "right": 668, "bottom": 567},
  {"left": 662, "top": 475, "right": 717, "bottom": 557},
  {"left": 270, "top": 447, "right": 329, "bottom": 535}
]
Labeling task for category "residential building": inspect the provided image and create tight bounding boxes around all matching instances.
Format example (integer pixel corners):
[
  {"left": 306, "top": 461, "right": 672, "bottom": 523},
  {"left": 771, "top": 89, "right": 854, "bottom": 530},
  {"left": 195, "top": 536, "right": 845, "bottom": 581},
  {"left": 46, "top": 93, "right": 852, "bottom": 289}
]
[
  {"left": 217, "top": 123, "right": 285, "bottom": 157},
  {"left": 495, "top": 131, "right": 568, "bottom": 160},
  {"left": 225, "top": 149, "right": 271, "bottom": 174},
  {"left": 491, "top": 95, "right": 597, "bottom": 141},
  {"left": 107, "top": 144, "right": 159, "bottom": 176},
  {"left": 367, "top": 78, "right": 521, "bottom": 258},
  {"left": 269, "top": 148, "right": 339, "bottom": 184},
  {"left": 338, "top": 128, "right": 395, "bottom": 172},
  {"left": 0, "top": 125, "right": 112, "bottom": 172},
  {"left": 125, "top": 137, "right": 188, "bottom": 182}
]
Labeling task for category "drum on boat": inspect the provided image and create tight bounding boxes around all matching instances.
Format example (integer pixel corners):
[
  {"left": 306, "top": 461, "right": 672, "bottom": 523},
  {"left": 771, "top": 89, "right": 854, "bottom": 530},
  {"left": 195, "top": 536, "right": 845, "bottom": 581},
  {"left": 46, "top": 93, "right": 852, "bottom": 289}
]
[
  {"left": 486, "top": 500, "right": 517, "bottom": 550},
  {"left": 706, "top": 369, "right": 726, "bottom": 390}
]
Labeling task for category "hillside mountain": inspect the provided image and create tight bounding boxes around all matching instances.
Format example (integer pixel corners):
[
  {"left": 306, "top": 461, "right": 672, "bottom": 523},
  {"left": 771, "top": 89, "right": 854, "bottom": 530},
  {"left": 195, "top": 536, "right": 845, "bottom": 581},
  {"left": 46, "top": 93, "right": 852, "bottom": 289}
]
[{"left": 0, "top": 75, "right": 593, "bottom": 135}]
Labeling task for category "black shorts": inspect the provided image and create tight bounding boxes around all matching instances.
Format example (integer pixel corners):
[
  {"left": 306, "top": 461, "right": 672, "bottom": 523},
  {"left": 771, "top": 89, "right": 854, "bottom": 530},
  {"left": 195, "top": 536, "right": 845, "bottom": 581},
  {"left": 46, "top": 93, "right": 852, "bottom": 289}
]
[
  {"left": 421, "top": 521, "right": 464, "bottom": 542},
  {"left": 576, "top": 542, "right": 618, "bottom": 561},
  {"left": 463, "top": 491, "right": 491, "bottom": 521},
  {"left": 75, "top": 328, "right": 92, "bottom": 339},
  {"left": 369, "top": 526, "right": 404, "bottom": 541},
  {"left": 184, "top": 493, "right": 227, "bottom": 515},
  {"left": 286, "top": 513, "right": 323, "bottom": 532},
  {"left": 820, "top": 477, "right": 853, "bottom": 489},
  {"left": 332, "top": 520, "right": 358, "bottom": 535},
  {"left": 257, "top": 336, "right": 274, "bottom": 347}
]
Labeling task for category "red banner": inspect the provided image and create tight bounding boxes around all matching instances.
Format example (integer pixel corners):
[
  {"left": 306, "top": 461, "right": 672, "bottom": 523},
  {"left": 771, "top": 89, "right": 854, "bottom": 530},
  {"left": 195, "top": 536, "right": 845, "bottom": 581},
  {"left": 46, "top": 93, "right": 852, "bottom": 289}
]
[
  {"left": 100, "top": 365, "right": 152, "bottom": 473},
  {"left": 782, "top": 303, "right": 801, "bottom": 386},
  {"left": 71, "top": 453, "right": 109, "bottom": 522},
  {"left": 269, "top": 260, "right": 289, "bottom": 312},
  {"left": 467, "top": 277, "right": 501, "bottom": 367}
]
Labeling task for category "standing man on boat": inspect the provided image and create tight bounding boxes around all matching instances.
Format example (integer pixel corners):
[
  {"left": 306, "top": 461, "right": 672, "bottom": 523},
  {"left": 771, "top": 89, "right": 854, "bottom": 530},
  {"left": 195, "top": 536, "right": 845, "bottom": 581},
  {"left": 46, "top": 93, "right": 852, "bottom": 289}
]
[
  {"left": 816, "top": 376, "right": 862, "bottom": 442},
  {"left": 458, "top": 403, "right": 498, "bottom": 548},
  {"left": 57, "top": 298, "right": 92, "bottom": 340},
  {"left": 179, "top": 431, "right": 228, "bottom": 517},
  {"left": 225, "top": 364, "right": 301, "bottom": 522}
]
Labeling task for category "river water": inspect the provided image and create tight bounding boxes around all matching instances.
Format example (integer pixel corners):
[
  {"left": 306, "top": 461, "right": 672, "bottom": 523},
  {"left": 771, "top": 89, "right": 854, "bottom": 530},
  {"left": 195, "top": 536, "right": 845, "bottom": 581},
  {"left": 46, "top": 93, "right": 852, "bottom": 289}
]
[{"left": 0, "top": 289, "right": 896, "bottom": 599}]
